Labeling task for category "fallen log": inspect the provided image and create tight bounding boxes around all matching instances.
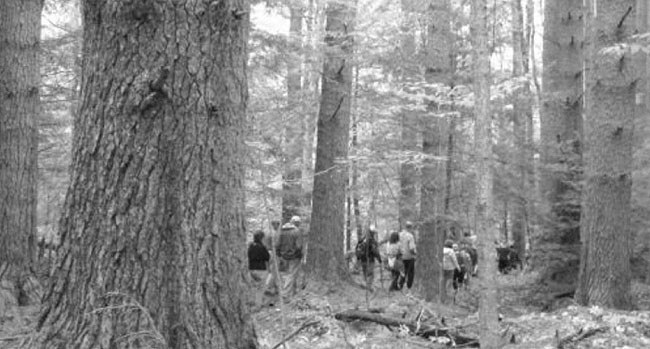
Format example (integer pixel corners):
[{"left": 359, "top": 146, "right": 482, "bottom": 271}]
[{"left": 335, "top": 309, "right": 479, "bottom": 347}]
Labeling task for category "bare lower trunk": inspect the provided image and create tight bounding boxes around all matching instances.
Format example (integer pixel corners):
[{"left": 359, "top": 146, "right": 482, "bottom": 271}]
[{"left": 36, "top": 2, "right": 257, "bottom": 347}]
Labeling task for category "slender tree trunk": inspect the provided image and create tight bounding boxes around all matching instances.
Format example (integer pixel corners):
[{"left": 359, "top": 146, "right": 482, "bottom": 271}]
[
  {"left": 36, "top": 2, "right": 257, "bottom": 347},
  {"left": 535, "top": 0, "right": 584, "bottom": 287},
  {"left": 575, "top": 0, "right": 635, "bottom": 310},
  {"left": 0, "top": 0, "right": 43, "bottom": 307},
  {"left": 472, "top": 0, "right": 499, "bottom": 346},
  {"left": 282, "top": 4, "right": 305, "bottom": 223},
  {"left": 307, "top": 0, "right": 355, "bottom": 282}
]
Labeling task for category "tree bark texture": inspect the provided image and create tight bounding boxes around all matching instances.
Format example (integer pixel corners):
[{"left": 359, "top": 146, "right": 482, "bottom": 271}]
[
  {"left": 0, "top": 0, "right": 42, "bottom": 307},
  {"left": 472, "top": 0, "right": 500, "bottom": 346},
  {"left": 307, "top": 0, "right": 354, "bottom": 282},
  {"left": 535, "top": 0, "right": 584, "bottom": 287},
  {"left": 633, "top": 0, "right": 650, "bottom": 283},
  {"left": 282, "top": 4, "right": 305, "bottom": 223},
  {"left": 575, "top": 0, "right": 635, "bottom": 310},
  {"left": 36, "top": 2, "right": 257, "bottom": 348},
  {"left": 418, "top": 0, "right": 454, "bottom": 302}
]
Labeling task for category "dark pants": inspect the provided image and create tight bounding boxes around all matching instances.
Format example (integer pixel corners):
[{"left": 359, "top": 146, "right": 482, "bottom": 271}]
[
  {"left": 400, "top": 259, "right": 415, "bottom": 289},
  {"left": 453, "top": 267, "right": 466, "bottom": 290},
  {"left": 389, "top": 269, "right": 403, "bottom": 291}
]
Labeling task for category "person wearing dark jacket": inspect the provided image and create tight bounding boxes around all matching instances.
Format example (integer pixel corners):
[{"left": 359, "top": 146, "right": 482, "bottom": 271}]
[{"left": 248, "top": 230, "right": 270, "bottom": 282}]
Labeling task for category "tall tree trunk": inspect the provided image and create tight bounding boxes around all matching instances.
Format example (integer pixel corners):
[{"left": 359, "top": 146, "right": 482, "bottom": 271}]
[
  {"left": 282, "top": 4, "right": 305, "bottom": 223},
  {"left": 535, "top": 0, "right": 584, "bottom": 288},
  {"left": 472, "top": 0, "right": 499, "bottom": 346},
  {"left": 419, "top": 0, "right": 454, "bottom": 303},
  {"left": 0, "top": 0, "right": 42, "bottom": 307},
  {"left": 510, "top": 0, "right": 531, "bottom": 263},
  {"left": 36, "top": 2, "right": 257, "bottom": 347},
  {"left": 307, "top": 0, "right": 355, "bottom": 282},
  {"left": 575, "top": 0, "right": 635, "bottom": 310}
]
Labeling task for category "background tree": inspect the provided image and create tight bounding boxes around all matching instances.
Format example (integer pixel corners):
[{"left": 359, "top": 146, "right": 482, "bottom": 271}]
[
  {"left": 575, "top": 0, "right": 635, "bottom": 310},
  {"left": 307, "top": 0, "right": 355, "bottom": 282},
  {"left": 535, "top": 0, "right": 584, "bottom": 289},
  {"left": 36, "top": 1, "right": 257, "bottom": 347},
  {"left": 0, "top": 0, "right": 43, "bottom": 308},
  {"left": 419, "top": 0, "right": 455, "bottom": 303}
]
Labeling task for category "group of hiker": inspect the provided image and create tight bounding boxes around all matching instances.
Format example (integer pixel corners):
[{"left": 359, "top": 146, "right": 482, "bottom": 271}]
[
  {"left": 355, "top": 222, "right": 479, "bottom": 296},
  {"left": 247, "top": 215, "right": 306, "bottom": 306},
  {"left": 247, "top": 217, "right": 519, "bottom": 305}
]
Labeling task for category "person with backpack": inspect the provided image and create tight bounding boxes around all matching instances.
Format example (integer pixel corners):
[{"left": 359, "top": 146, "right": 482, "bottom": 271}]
[
  {"left": 275, "top": 218, "right": 304, "bottom": 298},
  {"left": 443, "top": 239, "right": 460, "bottom": 300},
  {"left": 356, "top": 226, "right": 382, "bottom": 292},
  {"left": 452, "top": 243, "right": 472, "bottom": 289},
  {"left": 398, "top": 221, "right": 417, "bottom": 291},
  {"left": 386, "top": 231, "right": 404, "bottom": 292}
]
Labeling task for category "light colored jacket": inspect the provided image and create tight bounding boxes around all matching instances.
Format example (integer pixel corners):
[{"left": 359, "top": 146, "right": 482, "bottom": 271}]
[
  {"left": 443, "top": 247, "right": 460, "bottom": 271},
  {"left": 399, "top": 230, "right": 416, "bottom": 260}
]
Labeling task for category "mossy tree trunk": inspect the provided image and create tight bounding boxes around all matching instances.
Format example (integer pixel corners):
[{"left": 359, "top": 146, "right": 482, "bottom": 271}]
[{"left": 36, "top": 1, "right": 257, "bottom": 348}]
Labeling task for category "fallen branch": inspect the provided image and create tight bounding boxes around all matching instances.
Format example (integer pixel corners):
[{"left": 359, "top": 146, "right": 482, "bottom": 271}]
[
  {"left": 334, "top": 309, "right": 479, "bottom": 347},
  {"left": 271, "top": 320, "right": 320, "bottom": 349},
  {"left": 556, "top": 326, "right": 608, "bottom": 349}
]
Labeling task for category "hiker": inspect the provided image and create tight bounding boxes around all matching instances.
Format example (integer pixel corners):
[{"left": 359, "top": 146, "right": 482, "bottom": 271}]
[
  {"left": 386, "top": 231, "right": 404, "bottom": 292},
  {"left": 262, "top": 221, "right": 282, "bottom": 303},
  {"left": 452, "top": 243, "right": 472, "bottom": 289},
  {"left": 398, "top": 221, "right": 417, "bottom": 291},
  {"left": 356, "top": 226, "right": 382, "bottom": 292},
  {"left": 248, "top": 230, "right": 270, "bottom": 307},
  {"left": 275, "top": 216, "right": 304, "bottom": 298},
  {"left": 443, "top": 240, "right": 460, "bottom": 296},
  {"left": 249, "top": 230, "right": 270, "bottom": 281}
]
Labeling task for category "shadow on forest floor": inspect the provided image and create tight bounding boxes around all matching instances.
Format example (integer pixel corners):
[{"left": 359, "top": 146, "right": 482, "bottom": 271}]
[{"left": 2, "top": 270, "right": 650, "bottom": 348}]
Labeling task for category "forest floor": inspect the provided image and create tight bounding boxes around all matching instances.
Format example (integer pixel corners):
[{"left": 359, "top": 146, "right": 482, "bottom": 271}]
[
  {"left": 254, "top": 268, "right": 650, "bottom": 349},
  {"left": 2, "top": 269, "right": 650, "bottom": 348}
]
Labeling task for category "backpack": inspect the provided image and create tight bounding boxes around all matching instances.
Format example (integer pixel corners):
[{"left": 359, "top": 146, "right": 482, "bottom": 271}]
[{"left": 355, "top": 238, "right": 370, "bottom": 262}]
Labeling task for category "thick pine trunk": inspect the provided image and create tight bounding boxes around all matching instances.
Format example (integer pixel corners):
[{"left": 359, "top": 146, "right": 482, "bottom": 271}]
[
  {"left": 282, "top": 4, "right": 305, "bottom": 223},
  {"left": 0, "top": 0, "right": 42, "bottom": 307},
  {"left": 575, "top": 0, "right": 635, "bottom": 310},
  {"left": 472, "top": 0, "right": 499, "bottom": 346},
  {"left": 535, "top": 0, "right": 584, "bottom": 287},
  {"left": 36, "top": 2, "right": 257, "bottom": 348},
  {"left": 307, "top": 0, "right": 355, "bottom": 282}
]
